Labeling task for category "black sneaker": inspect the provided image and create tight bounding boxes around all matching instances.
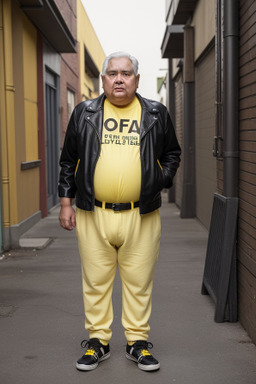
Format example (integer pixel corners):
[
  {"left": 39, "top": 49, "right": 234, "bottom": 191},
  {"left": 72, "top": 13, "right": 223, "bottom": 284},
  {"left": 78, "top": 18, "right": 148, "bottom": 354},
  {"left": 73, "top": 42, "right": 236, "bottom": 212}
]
[
  {"left": 126, "top": 340, "right": 160, "bottom": 371},
  {"left": 76, "top": 338, "right": 110, "bottom": 371}
]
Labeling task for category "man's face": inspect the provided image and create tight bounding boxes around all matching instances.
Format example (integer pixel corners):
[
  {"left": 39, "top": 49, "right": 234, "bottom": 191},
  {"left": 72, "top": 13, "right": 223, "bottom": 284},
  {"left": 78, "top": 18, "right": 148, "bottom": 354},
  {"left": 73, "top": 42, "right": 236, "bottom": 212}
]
[{"left": 101, "top": 57, "right": 140, "bottom": 107}]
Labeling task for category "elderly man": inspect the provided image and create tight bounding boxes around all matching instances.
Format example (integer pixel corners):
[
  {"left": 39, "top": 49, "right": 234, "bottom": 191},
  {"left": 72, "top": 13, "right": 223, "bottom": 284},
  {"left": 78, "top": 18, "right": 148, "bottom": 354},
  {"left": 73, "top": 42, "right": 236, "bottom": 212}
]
[{"left": 58, "top": 52, "right": 181, "bottom": 372}]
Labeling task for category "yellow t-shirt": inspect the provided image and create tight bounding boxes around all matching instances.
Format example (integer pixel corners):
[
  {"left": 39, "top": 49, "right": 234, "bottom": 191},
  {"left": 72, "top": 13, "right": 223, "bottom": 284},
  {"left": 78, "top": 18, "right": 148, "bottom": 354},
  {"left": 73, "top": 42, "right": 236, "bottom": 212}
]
[{"left": 94, "top": 97, "right": 141, "bottom": 203}]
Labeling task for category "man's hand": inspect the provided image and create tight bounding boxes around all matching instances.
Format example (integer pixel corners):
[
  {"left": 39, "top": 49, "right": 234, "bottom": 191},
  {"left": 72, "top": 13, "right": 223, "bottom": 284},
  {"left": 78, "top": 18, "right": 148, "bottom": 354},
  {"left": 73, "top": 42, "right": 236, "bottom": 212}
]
[{"left": 59, "top": 198, "right": 76, "bottom": 231}]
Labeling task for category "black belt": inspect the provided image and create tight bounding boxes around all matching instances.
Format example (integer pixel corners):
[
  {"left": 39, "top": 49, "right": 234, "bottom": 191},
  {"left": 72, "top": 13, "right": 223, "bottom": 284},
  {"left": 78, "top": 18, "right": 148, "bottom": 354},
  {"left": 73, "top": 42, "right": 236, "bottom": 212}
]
[{"left": 95, "top": 199, "right": 140, "bottom": 212}]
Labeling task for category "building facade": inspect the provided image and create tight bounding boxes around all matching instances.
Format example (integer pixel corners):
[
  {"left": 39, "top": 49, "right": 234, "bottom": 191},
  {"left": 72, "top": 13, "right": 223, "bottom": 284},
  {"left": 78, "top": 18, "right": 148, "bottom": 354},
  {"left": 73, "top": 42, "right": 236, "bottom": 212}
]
[
  {"left": 0, "top": 0, "right": 105, "bottom": 251},
  {"left": 77, "top": 0, "right": 105, "bottom": 104},
  {"left": 162, "top": 0, "right": 256, "bottom": 343}
]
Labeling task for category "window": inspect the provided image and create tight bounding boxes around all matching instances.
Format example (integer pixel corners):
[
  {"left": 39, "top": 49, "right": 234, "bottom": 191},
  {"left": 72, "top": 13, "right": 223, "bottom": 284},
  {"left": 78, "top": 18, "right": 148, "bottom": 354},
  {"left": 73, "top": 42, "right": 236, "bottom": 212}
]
[{"left": 67, "top": 89, "right": 75, "bottom": 120}]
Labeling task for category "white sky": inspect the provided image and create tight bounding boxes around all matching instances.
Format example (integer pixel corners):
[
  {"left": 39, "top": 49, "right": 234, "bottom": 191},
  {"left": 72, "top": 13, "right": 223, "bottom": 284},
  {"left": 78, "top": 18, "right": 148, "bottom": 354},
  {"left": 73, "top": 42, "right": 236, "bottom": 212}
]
[{"left": 81, "top": 0, "right": 167, "bottom": 100}]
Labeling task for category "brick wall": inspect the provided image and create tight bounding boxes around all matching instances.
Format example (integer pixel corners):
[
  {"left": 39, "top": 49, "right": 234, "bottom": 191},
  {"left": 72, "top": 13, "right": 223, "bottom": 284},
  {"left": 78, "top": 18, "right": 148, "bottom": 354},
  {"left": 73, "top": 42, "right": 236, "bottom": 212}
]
[
  {"left": 237, "top": 0, "right": 256, "bottom": 343},
  {"left": 55, "top": 0, "right": 77, "bottom": 39}
]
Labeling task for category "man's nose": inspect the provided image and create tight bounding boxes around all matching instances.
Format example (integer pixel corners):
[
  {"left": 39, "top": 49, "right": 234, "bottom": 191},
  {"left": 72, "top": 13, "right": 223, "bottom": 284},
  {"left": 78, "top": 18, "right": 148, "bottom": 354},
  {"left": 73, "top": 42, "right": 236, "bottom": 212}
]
[{"left": 115, "top": 73, "right": 123, "bottom": 83}]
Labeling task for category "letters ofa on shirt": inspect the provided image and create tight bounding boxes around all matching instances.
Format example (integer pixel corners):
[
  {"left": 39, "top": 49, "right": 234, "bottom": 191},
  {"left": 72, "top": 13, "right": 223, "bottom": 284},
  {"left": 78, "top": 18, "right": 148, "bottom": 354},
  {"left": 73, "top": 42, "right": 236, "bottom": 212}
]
[{"left": 104, "top": 118, "right": 140, "bottom": 134}]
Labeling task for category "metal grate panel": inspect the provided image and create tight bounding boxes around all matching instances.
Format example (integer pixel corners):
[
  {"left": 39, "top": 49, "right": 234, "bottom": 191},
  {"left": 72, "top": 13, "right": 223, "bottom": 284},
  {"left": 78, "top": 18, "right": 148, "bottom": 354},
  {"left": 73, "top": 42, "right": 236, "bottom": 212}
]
[{"left": 201, "top": 193, "right": 238, "bottom": 322}]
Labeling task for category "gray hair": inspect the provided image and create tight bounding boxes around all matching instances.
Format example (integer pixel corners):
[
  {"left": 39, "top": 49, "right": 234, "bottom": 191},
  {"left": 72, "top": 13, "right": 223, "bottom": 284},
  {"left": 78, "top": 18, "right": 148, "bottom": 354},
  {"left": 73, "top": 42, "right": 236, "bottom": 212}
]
[{"left": 102, "top": 52, "right": 139, "bottom": 76}]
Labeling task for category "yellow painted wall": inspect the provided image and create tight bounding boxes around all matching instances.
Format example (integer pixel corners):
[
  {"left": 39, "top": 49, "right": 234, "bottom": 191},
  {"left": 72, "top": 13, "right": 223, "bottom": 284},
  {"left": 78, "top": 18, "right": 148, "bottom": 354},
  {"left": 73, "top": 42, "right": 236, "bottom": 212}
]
[
  {"left": 0, "top": 0, "right": 10, "bottom": 231},
  {"left": 22, "top": 14, "right": 38, "bottom": 162},
  {"left": 0, "top": 0, "right": 17, "bottom": 228},
  {"left": 77, "top": 0, "right": 105, "bottom": 99},
  {"left": 16, "top": 12, "right": 39, "bottom": 221},
  {"left": 191, "top": 0, "right": 215, "bottom": 61},
  {"left": 0, "top": 0, "right": 40, "bottom": 229}
]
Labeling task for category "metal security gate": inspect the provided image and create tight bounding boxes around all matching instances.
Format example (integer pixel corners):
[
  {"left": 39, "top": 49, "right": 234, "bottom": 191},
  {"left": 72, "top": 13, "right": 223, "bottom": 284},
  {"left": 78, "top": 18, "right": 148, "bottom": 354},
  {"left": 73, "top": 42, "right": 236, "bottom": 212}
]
[
  {"left": 201, "top": 193, "right": 238, "bottom": 322},
  {"left": 45, "top": 70, "right": 59, "bottom": 210}
]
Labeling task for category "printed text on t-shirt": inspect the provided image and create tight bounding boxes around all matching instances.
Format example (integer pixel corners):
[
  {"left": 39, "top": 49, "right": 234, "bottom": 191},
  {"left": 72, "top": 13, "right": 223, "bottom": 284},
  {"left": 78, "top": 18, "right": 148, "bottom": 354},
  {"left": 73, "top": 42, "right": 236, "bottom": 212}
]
[{"left": 104, "top": 118, "right": 140, "bottom": 134}]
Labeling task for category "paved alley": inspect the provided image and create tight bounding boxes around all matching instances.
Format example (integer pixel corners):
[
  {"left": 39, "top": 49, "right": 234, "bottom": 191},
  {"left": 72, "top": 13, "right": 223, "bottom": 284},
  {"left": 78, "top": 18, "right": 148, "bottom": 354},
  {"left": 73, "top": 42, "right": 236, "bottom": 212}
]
[{"left": 0, "top": 195, "right": 256, "bottom": 384}]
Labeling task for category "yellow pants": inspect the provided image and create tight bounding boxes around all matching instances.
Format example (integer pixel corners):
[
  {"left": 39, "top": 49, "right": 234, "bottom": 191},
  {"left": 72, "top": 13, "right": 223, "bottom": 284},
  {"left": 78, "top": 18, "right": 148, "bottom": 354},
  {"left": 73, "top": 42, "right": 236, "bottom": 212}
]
[{"left": 76, "top": 206, "right": 161, "bottom": 344}]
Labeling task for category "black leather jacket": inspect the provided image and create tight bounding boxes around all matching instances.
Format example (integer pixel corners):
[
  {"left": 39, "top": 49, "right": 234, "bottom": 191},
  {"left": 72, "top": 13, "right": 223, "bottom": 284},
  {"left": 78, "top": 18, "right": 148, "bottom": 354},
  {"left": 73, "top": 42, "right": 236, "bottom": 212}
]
[{"left": 58, "top": 93, "right": 181, "bottom": 214}]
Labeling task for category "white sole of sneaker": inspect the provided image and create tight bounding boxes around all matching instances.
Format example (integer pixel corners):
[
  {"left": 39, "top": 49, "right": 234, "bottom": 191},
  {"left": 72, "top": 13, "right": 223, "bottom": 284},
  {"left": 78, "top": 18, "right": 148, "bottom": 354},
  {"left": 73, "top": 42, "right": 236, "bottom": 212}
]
[
  {"left": 126, "top": 353, "right": 160, "bottom": 371},
  {"left": 76, "top": 352, "right": 111, "bottom": 371},
  {"left": 138, "top": 362, "right": 160, "bottom": 371}
]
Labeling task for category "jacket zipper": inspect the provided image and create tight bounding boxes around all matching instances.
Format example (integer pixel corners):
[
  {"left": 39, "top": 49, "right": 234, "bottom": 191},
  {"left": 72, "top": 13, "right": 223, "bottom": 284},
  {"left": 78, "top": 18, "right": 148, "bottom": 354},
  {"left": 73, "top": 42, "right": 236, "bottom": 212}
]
[
  {"left": 75, "top": 159, "right": 80, "bottom": 177},
  {"left": 157, "top": 159, "right": 163, "bottom": 171},
  {"left": 139, "top": 115, "right": 159, "bottom": 205},
  {"left": 86, "top": 117, "right": 102, "bottom": 208}
]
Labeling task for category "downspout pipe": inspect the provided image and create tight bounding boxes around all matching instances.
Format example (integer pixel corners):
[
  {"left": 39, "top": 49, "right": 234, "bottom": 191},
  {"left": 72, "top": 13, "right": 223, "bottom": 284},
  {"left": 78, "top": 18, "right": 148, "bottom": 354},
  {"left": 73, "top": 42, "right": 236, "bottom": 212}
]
[
  {"left": 223, "top": 0, "right": 239, "bottom": 198},
  {"left": 168, "top": 59, "right": 176, "bottom": 203},
  {"left": 180, "top": 25, "right": 196, "bottom": 218}
]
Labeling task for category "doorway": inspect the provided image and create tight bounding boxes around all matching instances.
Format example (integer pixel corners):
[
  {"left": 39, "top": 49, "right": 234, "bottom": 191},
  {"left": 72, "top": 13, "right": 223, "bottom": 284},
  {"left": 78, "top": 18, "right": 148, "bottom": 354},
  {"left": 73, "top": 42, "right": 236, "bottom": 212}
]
[{"left": 45, "top": 69, "right": 59, "bottom": 210}]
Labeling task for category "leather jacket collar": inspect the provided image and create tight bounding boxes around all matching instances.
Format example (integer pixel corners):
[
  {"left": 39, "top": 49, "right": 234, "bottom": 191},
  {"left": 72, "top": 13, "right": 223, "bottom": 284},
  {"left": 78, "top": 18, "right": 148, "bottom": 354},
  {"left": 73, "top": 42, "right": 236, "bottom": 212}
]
[{"left": 84, "top": 93, "right": 160, "bottom": 140}]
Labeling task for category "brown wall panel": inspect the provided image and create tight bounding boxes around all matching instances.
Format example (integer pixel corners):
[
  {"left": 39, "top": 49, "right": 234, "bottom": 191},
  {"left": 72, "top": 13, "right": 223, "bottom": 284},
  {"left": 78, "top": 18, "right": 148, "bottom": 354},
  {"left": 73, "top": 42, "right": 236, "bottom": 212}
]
[
  {"left": 195, "top": 47, "right": 216, "bottom": 229},
  {"left": 238, "top": 0, "right": 256, "bottom": 344}
]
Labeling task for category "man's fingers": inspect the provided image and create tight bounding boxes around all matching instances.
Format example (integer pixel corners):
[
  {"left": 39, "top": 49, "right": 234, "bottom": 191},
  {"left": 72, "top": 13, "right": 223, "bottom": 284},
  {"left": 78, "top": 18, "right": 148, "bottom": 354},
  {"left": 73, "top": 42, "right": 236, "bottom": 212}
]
[
  {"left": 71, "top": 216, "right": 76, "bottom": 228},
  {"left": 59, "top": 217, "right": 75, "bottom": 231},
  {"left": 60, "top": 220, "right": 72, "bottom": 230},
  {"left": 59, "top": 205, "right": 76, "bottom": 230}
]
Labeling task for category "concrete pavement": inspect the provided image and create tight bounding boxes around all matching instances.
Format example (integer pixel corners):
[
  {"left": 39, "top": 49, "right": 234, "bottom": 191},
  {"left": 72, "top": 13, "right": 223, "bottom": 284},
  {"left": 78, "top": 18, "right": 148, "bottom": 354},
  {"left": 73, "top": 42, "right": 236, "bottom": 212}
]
[{"left": 0, "top": 193, "right": 256, "bottom": 384}]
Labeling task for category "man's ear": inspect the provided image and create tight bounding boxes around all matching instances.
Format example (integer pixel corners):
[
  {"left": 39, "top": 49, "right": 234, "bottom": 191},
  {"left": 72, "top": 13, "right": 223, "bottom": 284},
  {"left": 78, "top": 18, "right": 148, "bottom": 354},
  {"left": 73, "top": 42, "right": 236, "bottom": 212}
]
[
  {"left": 101, "top": 74, "right": 105, "bottom": 89},
  {"left": 136, "top": 74, "right": 140, "bottom": 89}
]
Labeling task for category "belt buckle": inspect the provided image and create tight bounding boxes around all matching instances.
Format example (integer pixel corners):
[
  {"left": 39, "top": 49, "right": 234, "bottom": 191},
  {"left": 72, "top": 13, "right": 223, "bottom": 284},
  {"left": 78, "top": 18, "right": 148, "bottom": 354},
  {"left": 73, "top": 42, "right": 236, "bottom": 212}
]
[{"left": 112, "top": 203, "right": 119, "bottom": 212}]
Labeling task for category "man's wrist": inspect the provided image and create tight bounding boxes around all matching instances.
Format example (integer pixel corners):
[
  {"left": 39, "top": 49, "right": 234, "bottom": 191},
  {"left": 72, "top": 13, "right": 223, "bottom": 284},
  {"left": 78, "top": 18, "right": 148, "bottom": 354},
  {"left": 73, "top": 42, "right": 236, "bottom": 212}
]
[{"left": 60, "top": 197, "right": 73, "bottom": 207}]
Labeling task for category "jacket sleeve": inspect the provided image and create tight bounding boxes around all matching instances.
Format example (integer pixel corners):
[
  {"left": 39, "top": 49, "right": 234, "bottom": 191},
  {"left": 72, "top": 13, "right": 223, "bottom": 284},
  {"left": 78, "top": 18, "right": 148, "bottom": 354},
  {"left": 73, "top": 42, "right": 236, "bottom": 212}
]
[
  {"left": 58, "top": 108, "right": 79, "bottom": 198},
  {"left": 160, "top": 108, "right": 181, "bottom": 189}
]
